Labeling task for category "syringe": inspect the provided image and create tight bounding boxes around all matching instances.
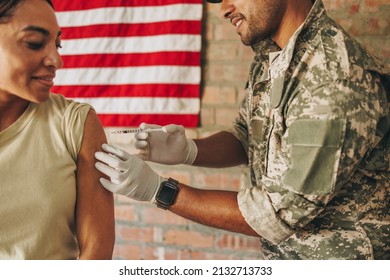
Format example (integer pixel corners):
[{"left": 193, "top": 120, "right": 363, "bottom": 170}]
[{"left": 110, "top": 128, "right": 163, "bottom": 134}]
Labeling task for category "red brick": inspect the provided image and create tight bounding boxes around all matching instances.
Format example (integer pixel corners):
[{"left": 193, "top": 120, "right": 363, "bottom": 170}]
[
  {"left": 190, "top": 251, "right": 241, "bottom": 260},
  {"left": 113, "top": 244, "right": 142, "bottom": 260},
  {"left": 142, "top": 207, "right": 189, "bottom": 226},
  {"left": 114, "top": 204, "right": 137, "bottom": 222},
  {"left": 164, "top": 230, "right": 214, "bottom": 248},
  {"left": 205, "top": 43, "right": 240, "bottom": 61},
  {"left": 215, "top": 107, "right": 239, "bottom": 126},
  {"left": 202, "top": 86, "right": 237, "bottom": 105},
  {"left": 163, "top": 247, "right": 193, "bottom": 260},
  {"left": 216, "top": 234, "right": 261, "bottom": 252},
  {"left": 361, "top": 0, "right": 390, "bottom": 12},
  {"left": 200, "top": 107, "right": 216, "bottom": 126},
  {"left": 240, "top": 45, "right": 255, "bottom": 60},
  {"left": 323, "top": 0, "right": 360, "bottom": 11},
  {"left": 215, "top": 22, "right": 240, "bottom": 41},
  {"left": 116, "top": 225, "right": 154, "bottom": 243}
]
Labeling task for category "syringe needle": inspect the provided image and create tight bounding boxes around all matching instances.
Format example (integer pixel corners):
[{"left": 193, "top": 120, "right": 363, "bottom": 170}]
[{"left": 110, "top": 128, "right": 163, "bottom": 134}]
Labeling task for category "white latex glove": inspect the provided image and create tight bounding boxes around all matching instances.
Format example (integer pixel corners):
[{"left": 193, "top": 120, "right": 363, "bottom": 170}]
[
  {"left": 94, "top": 143, "right": 163, "bottom": 202},
  {"left": 135, "top": 123, "right": 198, "bottom": 165}
]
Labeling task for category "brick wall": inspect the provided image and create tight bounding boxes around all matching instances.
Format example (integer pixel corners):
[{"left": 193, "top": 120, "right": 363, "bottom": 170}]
[{"left": 107, "top": 0, "right": 390, "bottom": 260}]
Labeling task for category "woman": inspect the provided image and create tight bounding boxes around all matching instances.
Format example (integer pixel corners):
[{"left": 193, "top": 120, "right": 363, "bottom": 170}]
[{"left": 0, "top": 0, "right": 115, "bottom": 259}]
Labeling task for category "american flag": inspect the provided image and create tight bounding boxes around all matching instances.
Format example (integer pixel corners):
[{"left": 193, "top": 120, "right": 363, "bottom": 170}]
[{"left": 51, "top": 0, "right": 202, "bottom": 127}]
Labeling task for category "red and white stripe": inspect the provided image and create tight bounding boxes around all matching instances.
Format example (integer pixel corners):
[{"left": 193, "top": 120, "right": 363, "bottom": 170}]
[{"left": 51, "top": 0, "right": 202, "bottom": 127}]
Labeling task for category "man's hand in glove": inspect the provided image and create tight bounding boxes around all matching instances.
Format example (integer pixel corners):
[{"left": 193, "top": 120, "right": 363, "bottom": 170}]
[
  {"left": 135, "top": 123, "right": 198, "bottom": 165},
  {"left": 94, "top": 143, "right": 162, "bottom": 202}
]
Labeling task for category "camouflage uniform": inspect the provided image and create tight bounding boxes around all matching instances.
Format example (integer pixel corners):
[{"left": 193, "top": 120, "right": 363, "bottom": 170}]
[{"left": 231, "top": 0, "right": 389, "bottom": 259}]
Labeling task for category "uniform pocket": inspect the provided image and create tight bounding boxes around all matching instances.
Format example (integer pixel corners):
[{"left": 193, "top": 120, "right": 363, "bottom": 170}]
[{"left": 281, "top": 119, "right": 346, "bottom": 195}]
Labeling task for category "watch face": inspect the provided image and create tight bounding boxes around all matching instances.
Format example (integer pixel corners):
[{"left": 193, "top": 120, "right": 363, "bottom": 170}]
[{"left": 158, "top": 184, "right": 177, "bottom": 205}]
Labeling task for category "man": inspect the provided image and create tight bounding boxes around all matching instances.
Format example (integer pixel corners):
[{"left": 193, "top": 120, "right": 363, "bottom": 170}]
[{"left": 95, "top": 0, "right": 389, "bottom": 259}]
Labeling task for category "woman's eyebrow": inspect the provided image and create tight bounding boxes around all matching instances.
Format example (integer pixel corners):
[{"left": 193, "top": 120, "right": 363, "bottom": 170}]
[
  {"left": 22, "top": 25, "right": 50, "bottom": 36},
  {"left": 22, "top": 25, "right": 62, "bottom": 38}
]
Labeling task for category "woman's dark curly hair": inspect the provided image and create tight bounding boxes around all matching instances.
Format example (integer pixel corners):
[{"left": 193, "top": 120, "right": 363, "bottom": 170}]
[{"left": 0, "top": 0, "right": 54, "bottom": 23}]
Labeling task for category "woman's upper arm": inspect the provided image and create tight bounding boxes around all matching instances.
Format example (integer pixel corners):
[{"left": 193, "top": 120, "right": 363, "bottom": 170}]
[{"left": 76, "top": 109, "right": 115, "bottom": 259}]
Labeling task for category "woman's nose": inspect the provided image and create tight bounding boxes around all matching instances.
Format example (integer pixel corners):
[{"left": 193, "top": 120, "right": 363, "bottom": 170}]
[{"left": 43, "top": 48, "right": 63, "bottom": 70}]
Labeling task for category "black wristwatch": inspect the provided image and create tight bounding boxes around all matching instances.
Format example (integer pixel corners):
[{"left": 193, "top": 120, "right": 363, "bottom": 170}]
[{"left": 155, "top": 178, "right": 179, "bottom": 210}]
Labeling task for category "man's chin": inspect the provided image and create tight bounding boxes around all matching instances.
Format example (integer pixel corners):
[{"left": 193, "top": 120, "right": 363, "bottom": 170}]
[{"left": 240, "top": 36, "right": 256, "bottom": 46}]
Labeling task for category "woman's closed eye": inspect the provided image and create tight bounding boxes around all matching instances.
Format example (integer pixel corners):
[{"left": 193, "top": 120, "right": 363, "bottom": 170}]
[{"left": 26, "top": 41, "right": 44, "bottom": 50}]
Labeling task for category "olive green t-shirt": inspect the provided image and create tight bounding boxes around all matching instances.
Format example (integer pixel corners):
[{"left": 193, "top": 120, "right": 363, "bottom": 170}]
[{"left": 0, "top": 93, "right": 91, "bottom": 259}]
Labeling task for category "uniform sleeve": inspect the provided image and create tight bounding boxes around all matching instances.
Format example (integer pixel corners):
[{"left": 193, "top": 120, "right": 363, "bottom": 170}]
[
  {"left": 61, "top": 101, "right": 92, "bottom": 161},
  {"left": 238, "top": 187, "right": 295, "bottom": 243},
  {"left": 226, "top": 91, "right": 250, "bottom": 154}
]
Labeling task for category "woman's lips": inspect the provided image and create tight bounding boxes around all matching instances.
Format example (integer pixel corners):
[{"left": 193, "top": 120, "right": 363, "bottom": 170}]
[{"left": 32, "top": 75, "right": 55, "bottom": 87}]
